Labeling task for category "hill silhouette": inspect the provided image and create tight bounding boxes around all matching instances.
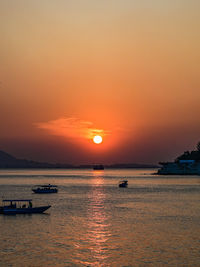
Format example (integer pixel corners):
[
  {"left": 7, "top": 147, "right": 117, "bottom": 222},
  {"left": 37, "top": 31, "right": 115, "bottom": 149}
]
[
  {"left": 0, "top": 150, "right": 17, "bottom": 162},
  {"left": 0, "top": 150, "right": 158, "bottom": 169},
  {"left": 0, "top": 150, "right": 73, "bottom": 168}
]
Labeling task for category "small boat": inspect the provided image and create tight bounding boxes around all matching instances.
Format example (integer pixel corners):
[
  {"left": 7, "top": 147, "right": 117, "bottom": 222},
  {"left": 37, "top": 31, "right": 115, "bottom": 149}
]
[
  {"left": 119, "top": 180, "right": 128, "bottom": 188},
  {"left": 0, "top": 199, "right": 51, "bottom": 215},
  {"left": 93, "top": 164, "right": 104, "bottom": 170},
  {"left": 32, "top": 184, "right": 58, "bottom": 194}
]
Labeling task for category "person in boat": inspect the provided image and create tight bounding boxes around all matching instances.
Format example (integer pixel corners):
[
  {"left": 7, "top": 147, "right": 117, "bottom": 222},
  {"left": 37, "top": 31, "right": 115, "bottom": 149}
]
[
  {"left": 10, "top": 201, "right": 16, "bottom": 208},
  {"left": 28, "top": 201, "right": 32, "bottom": 208}
]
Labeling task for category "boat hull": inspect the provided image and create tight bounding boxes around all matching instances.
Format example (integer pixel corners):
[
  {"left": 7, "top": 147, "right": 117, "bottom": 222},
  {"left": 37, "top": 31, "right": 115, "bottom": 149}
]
[
  {"left": 32, "top": 189, "right": 58, "bottom": 194},
  {"left": 119, "top": 184, "right": 128, "bottom": 188},
  {"left": 2, "top": 205, "right": 51, "bottom": 215},
  {"left": 119, "top": 180, "right": 128, "bottom": 188}
]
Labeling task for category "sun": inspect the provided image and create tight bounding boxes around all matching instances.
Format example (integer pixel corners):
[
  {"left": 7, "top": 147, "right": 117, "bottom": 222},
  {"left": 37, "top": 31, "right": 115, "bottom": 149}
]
[{"left": 93, "top": 135, "right": 103, "bottom": 144}]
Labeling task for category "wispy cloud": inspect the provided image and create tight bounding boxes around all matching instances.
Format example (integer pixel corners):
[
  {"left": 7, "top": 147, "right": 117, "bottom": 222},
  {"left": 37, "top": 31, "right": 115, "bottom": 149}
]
[{"left": 35, "top": 117, "right": 110, "bottom": 140}]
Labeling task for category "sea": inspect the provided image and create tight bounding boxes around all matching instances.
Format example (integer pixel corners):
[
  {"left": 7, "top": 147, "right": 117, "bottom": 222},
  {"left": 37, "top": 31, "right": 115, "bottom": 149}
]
[{"left": 0, "top": 168, "right": 199, "bottom": 267}]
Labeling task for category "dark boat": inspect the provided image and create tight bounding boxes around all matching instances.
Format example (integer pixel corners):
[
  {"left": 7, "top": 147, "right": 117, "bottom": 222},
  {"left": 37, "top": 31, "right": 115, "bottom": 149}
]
[
  {"left": 119, "top": 180, "right": 128, "bottom": 188},
  {"left": 32, "top": 184, "right": 58, "bottom": 194},
  {"left": 93, "top": 164, "right": 104, "bottom": 170},
  {"left": 0, "top": 199, "right": 51, "bottom": 214}
]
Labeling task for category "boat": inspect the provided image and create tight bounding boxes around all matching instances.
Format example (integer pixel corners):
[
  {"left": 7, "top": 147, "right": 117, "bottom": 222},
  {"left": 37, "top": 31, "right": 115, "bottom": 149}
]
[
  {"left": 158, "top": 142, "right": 200, "bottom": 175},
  {"left": 0, "top": 199, "right": 51, "bottom": 215},
  {"left": 119, "top": 180, "right": 128, "bottom": 188},
  {"left": 32, "top": 184, "right": 58, "bottom": 194},
  {"left": 93, "top": 164, "right": 104, "bottom": 170}
]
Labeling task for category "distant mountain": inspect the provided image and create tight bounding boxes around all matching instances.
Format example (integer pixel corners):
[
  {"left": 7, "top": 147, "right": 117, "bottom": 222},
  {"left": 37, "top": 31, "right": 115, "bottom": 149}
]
[
  {"left": 0, "top": 150, "right": 158, "bottom": 169},
  {"left": 0, "top": 150, "right": 73, "bottom": 168},
  {"left": 106, "top": 163, "right": 158, "bottom": 169},
  {"left": 0, "top": 150, "right": 17, "bottom": 162}
]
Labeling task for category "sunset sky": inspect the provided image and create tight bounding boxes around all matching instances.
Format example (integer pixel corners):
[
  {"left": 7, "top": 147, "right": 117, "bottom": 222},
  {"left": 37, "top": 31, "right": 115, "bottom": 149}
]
[{"left": 0, "top": 0, "right": 200, "bottom": 164}]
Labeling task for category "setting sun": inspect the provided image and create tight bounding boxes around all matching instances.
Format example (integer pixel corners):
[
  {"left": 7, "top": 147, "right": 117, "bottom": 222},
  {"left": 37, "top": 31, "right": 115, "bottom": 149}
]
[{"left": 93, "top": 135, "right": 103, "bottom": 144}]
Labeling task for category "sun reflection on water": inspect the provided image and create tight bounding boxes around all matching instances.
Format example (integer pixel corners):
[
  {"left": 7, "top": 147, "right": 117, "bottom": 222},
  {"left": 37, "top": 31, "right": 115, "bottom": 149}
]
[{"left": 85, "top": 172, "right": 111, "bottom": 266}]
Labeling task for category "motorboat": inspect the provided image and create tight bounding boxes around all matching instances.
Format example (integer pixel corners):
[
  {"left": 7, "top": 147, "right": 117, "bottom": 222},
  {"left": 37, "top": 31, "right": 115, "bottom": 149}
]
[
  {"left": 0, "top": 199, "right": 51, "bottom": 215},
  {"left": 119, "top": 180, "right": 128, "bottom": 188},
  {"left": 32, "top": 184, "right": 58, "bottom": 194}
]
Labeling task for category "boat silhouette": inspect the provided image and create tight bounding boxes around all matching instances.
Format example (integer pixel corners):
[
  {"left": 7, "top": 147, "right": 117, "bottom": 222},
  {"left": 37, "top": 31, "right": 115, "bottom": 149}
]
[
  {"left": 0, "top": 199, "right": 51, "bottom": 214},
  {"left": 32, "top": 184, "right": 58, "bottom": 194},
  {"left": 119, "top": 180, "right": 128, "bottom": 188}
]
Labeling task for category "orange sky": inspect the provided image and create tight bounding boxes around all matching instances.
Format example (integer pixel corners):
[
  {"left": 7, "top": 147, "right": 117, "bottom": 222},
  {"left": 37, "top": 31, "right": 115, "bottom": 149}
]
[{"left": 0, "top": 1, "right": 200, "bottom": 164}]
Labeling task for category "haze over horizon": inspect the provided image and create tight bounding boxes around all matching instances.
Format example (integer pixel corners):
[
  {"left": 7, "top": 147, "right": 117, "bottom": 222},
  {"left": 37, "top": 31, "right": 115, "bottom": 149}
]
[{"left": 0, "top": 1, "right": 200, "bottom": 165}]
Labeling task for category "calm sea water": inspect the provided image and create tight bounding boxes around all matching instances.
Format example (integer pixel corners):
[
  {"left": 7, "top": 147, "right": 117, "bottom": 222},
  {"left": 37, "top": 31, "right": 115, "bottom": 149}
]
[{"left": 0, "top": 169, "right": 199, "bottom": 267}]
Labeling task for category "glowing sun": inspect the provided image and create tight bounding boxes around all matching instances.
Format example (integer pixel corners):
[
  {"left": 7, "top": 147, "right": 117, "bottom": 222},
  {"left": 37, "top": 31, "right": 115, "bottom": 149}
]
[{"left": 93, "top": 135, "right": 103, "bottom": 144}]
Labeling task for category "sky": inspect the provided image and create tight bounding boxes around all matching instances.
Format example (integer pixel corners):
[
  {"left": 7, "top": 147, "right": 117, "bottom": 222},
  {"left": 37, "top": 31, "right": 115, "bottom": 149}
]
[{"left": 0, "top": 0, "right": 200, "bottom": 164}]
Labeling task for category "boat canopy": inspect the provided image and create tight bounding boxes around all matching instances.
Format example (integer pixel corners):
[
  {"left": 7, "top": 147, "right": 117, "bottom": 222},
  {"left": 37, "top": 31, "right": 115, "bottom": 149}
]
[
  {"left": 3, "top": 199, "right": 32, "bottom": 202},
  {"left": 34, "top": 184, "right": 57, "bottom": 187}
]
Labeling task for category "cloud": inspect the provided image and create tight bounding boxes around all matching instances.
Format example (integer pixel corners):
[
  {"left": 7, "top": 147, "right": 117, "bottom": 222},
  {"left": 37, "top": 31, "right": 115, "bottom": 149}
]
[{"left": 35, "top": 117, "right": 110, "bottom": 140}]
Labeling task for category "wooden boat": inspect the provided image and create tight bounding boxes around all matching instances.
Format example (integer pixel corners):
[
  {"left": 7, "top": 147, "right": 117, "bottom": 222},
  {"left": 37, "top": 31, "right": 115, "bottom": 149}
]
[
  {"left": 32, "top": 184, "right": 58, "bottom": 194},
  {"left": 119, "top": 180, "right": 128, "bottom": 188},
  {"left": 0, "top": 199, "right": 51, "bottom": 214}
]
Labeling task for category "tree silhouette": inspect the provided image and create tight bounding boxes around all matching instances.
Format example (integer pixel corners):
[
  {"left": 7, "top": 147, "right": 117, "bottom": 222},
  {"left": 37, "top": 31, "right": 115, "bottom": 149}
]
[{"left": 197, "top": 142, "right": 200, "bottom": 151}]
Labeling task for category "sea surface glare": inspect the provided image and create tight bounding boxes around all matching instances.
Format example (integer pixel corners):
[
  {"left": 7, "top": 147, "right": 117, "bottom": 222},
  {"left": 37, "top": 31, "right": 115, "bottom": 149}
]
[{"left": 0, "top": 169, "right": 199, "bottom": 266}]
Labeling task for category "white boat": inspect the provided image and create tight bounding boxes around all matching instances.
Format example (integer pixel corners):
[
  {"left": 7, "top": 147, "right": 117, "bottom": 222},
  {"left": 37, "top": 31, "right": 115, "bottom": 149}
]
[
  {"left": 32, "top": 184, "right": 58, "bottom": 194},
  {"left": 0, "top": 199, "right": 51, "bottom": 214}
]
